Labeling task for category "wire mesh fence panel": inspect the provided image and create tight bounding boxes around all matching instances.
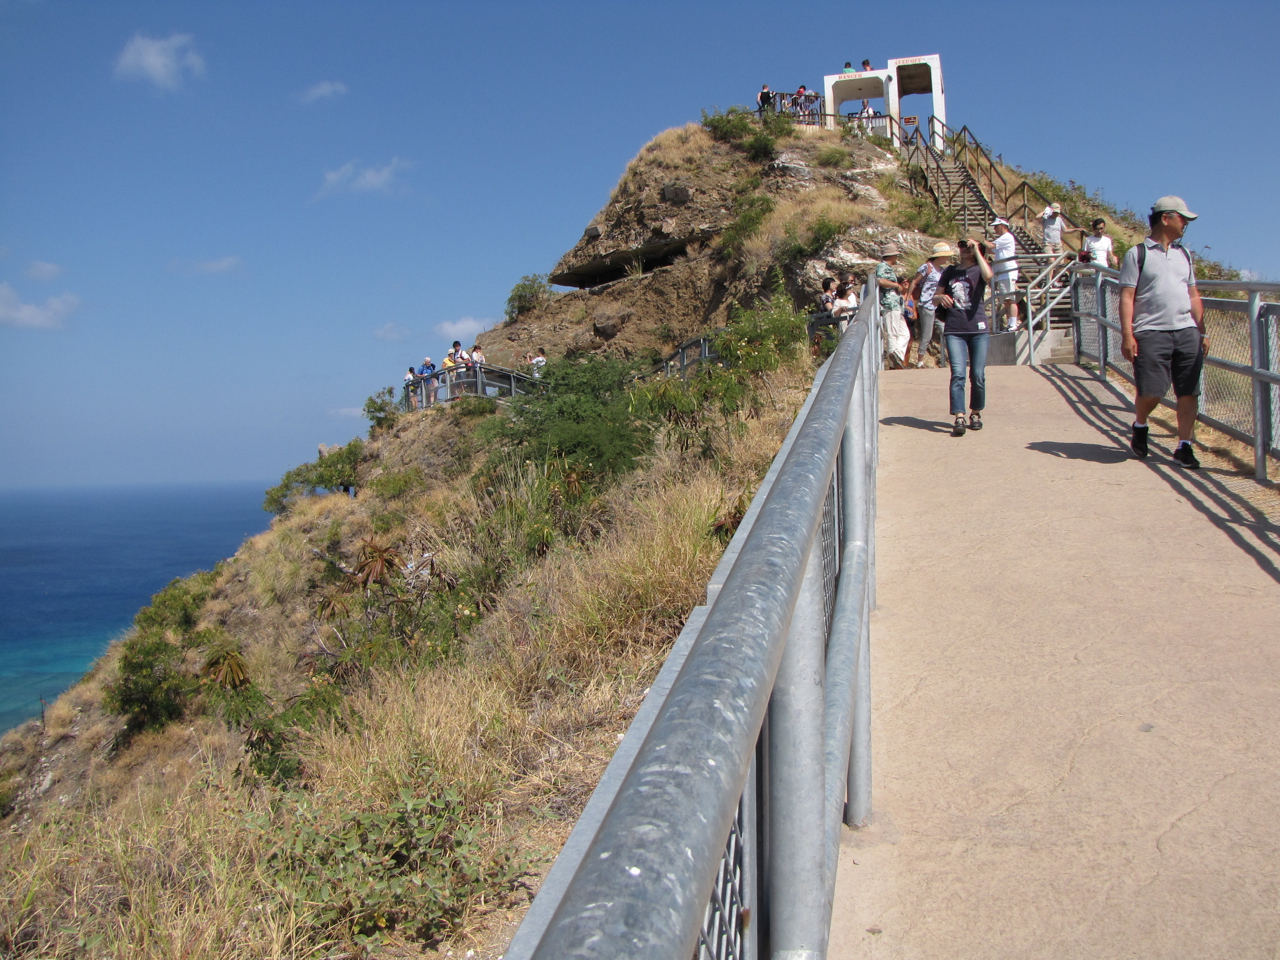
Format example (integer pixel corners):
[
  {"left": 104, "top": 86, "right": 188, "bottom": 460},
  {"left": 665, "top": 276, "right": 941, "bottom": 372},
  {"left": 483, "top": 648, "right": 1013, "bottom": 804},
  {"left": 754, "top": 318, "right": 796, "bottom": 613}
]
[
  {"left": 697, "top": 765, "right": 749, "bottom": 960},
  {"left": 1201, "top": 302, "right": 1255, "bottom": 435},
  {"left": 1073, "top": 278, "right": 1101, "bottom": 359},
  {"left": 1268, "top": 307, "right": 1280, "bottom": 454},
  {"left": 819, "top": 473, "right": 840, "bottom": 637}
]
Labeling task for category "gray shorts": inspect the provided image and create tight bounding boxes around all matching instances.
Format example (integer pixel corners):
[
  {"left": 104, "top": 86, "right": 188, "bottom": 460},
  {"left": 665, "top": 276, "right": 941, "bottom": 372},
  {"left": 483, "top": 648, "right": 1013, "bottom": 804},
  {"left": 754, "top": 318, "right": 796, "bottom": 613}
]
[
  {"left": 1134, "top": 327, "right": 1204, "bottom": 398},
  {"left": 994, "top": 274, "right": 1018, "bottom": 299}
]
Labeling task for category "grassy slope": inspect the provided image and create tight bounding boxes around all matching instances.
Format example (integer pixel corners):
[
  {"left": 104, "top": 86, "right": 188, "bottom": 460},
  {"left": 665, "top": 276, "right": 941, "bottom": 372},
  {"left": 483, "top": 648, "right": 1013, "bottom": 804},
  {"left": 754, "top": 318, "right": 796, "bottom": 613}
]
[{"left": 0, "top": 115, "right": 968, "bottom": 958}]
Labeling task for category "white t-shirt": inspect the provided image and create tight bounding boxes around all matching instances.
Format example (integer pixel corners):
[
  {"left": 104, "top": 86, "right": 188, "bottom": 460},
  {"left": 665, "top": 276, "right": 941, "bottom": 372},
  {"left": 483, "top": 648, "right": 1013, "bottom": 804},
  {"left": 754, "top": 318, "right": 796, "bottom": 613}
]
[
  {"left": 1083, "top": 234, "right": 1113, "bottom": 267},
  {"left": 992, "top": 232, "right": 1017, "bottom": 277}
]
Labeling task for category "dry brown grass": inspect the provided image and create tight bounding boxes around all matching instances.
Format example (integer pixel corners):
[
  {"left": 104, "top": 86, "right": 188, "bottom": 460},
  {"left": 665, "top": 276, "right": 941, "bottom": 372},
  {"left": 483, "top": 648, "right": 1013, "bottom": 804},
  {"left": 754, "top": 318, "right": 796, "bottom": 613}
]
[
  {"left": 0, "top": 340, "right": 818, "bottom": 957},
  {"left": 740, "top": 185, "right": 874, "bottom": 276}
]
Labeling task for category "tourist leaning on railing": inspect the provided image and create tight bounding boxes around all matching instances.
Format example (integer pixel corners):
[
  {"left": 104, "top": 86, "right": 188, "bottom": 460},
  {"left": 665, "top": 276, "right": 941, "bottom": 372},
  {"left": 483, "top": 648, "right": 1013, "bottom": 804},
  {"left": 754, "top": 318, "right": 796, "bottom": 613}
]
[{"left": 876, "top": 243, "right": 910, "bottom": 369}]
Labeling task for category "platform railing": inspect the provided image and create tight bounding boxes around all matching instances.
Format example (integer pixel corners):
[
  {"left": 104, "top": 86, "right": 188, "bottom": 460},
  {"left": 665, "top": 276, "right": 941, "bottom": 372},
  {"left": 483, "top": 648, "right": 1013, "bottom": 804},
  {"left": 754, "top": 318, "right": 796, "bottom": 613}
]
[
  {"left": 400, "top": 362, "right": 537, "bottom": 410},
  {"left": 504, "top": 283, "right": 881, "bottom": 960},
  {"left": 1071, "top": 264, "right": 1280, "bottom": 481}
]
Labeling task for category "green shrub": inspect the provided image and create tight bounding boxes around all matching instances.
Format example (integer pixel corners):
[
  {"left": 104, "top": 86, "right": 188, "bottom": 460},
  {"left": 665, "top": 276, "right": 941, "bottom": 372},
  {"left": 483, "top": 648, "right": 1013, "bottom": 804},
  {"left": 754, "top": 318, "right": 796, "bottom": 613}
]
[
  {"left": 744, "top": 131, "right": 776, "bottom": 162},
  {"left": 250, "top": 762, "right": 515, "bottom": 943},
  {"left": 494, "top": 355, "right": 652, "bottom": 477},
  {"left": 633, "top": 272, "right": 808, "bottom": 458},
  {"left": 701, "top": 107, "right": 755, "bottom": 143},
  {"left": 264, "top": 438, "right": 365, "bottom": 515},
  {"left": 133, "top": 570, "right": 217, "bottom": 637},
  {"left": 866, "top": 133, "right": 897, "bottom": 153},
  {"left": 815, "top": 146, "right": 849, "bottom": 168},
  {"left": 364, "top": 387, "right": 400, "bottom": 435},
  {"left": 451, "top": 395, "right": 498, "bottom": 418},
  {"left": 776, "top": 214, "right": 847, "bottom": 263},
  {"left": 719, "top": 194, "right": 775, "bottom": 258},
  {"left": 105, "top": 570, "right": 226, "bottom": 735},
  {"left": 760, "top": 112, "right": 794, "bottom": 141},
  {"left": 371, "top": 468, "right": 426, "bottom": 501},
  {"left": 103, "top": 634, "right": 192, "bottom": 734},
  {"left": 713, "top": 272, "right": 807, "bottom": 375},
  {"left": 505, "top": 274, "right": 552, "bottom": 322}
]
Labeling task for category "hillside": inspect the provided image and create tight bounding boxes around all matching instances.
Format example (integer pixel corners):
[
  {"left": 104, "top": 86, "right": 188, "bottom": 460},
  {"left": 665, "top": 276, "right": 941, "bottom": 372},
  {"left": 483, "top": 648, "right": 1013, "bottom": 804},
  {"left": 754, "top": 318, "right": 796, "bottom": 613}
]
[{"left": 0, "top": 112, "right": 969, "bottom": 959}]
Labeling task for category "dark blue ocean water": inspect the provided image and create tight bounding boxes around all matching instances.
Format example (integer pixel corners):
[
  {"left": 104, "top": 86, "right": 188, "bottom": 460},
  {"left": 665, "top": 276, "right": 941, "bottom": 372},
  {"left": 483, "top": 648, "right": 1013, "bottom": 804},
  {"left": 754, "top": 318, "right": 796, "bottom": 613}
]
[{"left": 0, "top": 483, "right": 272, "bottom": 733}]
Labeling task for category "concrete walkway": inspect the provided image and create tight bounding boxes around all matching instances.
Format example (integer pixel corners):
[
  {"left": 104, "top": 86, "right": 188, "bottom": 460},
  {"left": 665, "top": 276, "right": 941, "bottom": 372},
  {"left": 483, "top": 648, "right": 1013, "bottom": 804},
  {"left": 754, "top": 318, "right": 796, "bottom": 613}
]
[{"left": 829, "top": 365, "right": 1280, "bottom": 960}]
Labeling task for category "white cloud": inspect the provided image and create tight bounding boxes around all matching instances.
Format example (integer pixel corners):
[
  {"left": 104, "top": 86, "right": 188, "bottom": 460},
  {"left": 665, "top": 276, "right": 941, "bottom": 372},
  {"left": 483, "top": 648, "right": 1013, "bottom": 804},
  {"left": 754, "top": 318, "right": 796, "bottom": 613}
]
[
  {"left": 374, "top": 322, "right": 411, "bottom": 341},
  {"left": 317, "top": 157, "right": 410, "bottom": 197},
  {"left": 302, "top": 80, "right": 348, "bottom": 103},
  {"left": 192, "top": 255, "right": 240, "bottom": 274},
  {"left": 115, "top": 33, "right": 205, "bottom": 91},
  {"left": 26, "top": 261, "right": 63, "bottom": 281},
  {"left": 434, "top": 317, "right": 490, "bottom": 343},
  {"left": 0, "top": 283, "right": 80, "bottom": 329}
]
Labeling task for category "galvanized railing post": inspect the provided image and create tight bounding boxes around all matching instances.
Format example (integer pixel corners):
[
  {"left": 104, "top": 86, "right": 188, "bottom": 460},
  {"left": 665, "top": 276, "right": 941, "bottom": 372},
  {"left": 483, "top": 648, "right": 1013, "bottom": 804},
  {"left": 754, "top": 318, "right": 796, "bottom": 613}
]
[
  {"left": 768, "top": 538, "right": 828, "bottom": 960},
  {"left": 1097, "top": 275, "right": 1109, "bottom": 382},
  {"left": 846, "top": 322, "right": 874, "bottom": 828},
  {"left": 1249, "top": 290, "right": 1269, "bottom": 481}
]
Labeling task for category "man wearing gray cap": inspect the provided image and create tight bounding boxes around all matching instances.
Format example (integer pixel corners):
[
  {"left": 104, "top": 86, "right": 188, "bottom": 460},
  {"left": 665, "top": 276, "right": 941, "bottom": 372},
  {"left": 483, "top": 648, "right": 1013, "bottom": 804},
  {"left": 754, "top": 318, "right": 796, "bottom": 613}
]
[
  {"left": 1118, "top": 196, "right": 1207, "bottom": 468},
  {"left": 1040, "top": 202, "right": 1067, "bottom": 256}
]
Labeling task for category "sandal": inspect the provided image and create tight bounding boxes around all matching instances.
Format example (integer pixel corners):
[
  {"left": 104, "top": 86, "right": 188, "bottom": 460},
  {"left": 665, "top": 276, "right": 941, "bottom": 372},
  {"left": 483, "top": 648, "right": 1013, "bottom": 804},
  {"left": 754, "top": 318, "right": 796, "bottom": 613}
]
[
  {"left": 951, "top": 415, "right": 967, "bottom": 437},
  {"left": 968, "top": 412, "right": 983, "bottom": 431}
]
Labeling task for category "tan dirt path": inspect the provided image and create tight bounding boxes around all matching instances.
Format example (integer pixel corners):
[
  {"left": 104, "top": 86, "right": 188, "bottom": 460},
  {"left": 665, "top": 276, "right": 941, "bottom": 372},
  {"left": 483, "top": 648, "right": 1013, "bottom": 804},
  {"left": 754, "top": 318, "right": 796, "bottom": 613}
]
[{"left": 828, "top": 364, "right": 1280, "bottom": 960}]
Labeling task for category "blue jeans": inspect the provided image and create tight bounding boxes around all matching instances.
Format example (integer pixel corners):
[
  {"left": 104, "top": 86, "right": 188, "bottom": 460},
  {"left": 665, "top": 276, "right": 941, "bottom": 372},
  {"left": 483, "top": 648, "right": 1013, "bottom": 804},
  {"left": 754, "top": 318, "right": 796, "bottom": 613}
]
[{"left": 945, "top": 333, "right": 989, "bottom": 415}]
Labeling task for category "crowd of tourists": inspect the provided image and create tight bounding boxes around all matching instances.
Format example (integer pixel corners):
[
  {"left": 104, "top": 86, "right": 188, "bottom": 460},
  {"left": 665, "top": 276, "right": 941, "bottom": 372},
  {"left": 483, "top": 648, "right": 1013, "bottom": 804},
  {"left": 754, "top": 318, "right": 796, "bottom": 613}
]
[
  {"left": 839, "top": 194, "right": 1203, "bottom": 460},
  {"left": 401, "top": 341, "right": 547, "bottom": 409},
  {"left": 756, "top": 60, "right": 891, "bottom": 130}
]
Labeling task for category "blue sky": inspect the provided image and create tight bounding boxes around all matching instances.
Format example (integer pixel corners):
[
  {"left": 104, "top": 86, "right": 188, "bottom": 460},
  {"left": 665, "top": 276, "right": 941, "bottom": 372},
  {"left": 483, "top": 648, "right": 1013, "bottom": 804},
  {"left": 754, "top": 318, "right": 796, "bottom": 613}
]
[{"left": 2, "top": 0, "right": 1277, "bottom": 490}]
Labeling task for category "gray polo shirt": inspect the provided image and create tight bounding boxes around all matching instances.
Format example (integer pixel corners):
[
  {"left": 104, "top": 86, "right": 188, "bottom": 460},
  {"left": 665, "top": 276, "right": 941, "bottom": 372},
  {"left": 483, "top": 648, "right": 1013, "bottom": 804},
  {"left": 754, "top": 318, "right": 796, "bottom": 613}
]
[{"left": 1118, "top": 238, "right": 1197, "bottom": 332}]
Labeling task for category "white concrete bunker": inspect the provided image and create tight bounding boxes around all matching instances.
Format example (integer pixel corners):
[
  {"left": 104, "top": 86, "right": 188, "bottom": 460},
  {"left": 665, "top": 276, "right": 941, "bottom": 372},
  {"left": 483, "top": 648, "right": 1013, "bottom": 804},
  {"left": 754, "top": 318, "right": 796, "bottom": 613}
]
[{"left": 823, "top": 54, "right": 946, "bottom": 147}]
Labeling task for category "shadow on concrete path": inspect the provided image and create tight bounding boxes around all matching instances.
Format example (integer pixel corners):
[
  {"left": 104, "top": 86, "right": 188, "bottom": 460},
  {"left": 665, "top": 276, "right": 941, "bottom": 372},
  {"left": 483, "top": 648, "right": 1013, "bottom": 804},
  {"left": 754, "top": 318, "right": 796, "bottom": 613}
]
[
  {"left": 1025, "top": 440, "right": 1130, "bottom": 463},
  {"left": 879, "top": 415, "right": 951, "bottom": 434},
  {"left": 1035, "top": 364, "right": 1280, "bottom": 585}
]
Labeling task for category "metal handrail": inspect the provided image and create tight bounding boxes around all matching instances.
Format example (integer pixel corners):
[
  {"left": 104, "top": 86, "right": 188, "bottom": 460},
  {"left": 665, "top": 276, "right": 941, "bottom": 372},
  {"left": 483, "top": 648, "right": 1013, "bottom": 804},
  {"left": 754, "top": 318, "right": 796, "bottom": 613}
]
[
  {"left": 952, "top": 125, "right": 1009, "bottom": 213},
  {"left": 400, "top": 362, "right": 538, "bottom": 411},
  {"left": 762, "top": 90, "right": 826, "bottom": 125},
  {"left": 506, "top": 282, "right": 881, "bottom": 960},
  {"left": 1070, "top": 264, "right": 1279, "bottom": 480},
  {"left": 1005, "top": 180, "right": 1083, "bottom": 254}
]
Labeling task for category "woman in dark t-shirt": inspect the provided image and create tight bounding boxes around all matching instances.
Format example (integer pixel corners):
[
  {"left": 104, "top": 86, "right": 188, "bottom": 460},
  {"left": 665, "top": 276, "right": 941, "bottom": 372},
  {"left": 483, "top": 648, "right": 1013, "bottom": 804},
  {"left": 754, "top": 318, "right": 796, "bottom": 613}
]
[{"left": 934, "top": 237, "right": 994, "bottom": 436}]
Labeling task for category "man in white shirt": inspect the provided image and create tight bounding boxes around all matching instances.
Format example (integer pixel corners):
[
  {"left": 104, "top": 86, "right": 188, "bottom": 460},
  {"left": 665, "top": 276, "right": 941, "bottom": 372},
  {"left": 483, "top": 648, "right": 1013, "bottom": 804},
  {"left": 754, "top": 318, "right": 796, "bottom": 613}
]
[
  {"left": 990, "top": 219, "right": 1020, "bottom": 332},
  {"left": 1083, "top": 218, "right": 1115, "bottom": 269}
]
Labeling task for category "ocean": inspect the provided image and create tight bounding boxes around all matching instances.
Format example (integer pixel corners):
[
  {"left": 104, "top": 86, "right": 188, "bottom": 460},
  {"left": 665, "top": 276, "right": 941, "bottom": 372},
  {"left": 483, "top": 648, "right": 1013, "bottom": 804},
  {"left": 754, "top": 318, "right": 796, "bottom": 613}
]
[{"left": 0, "top": 482, "right": 273, "bottom": 733}]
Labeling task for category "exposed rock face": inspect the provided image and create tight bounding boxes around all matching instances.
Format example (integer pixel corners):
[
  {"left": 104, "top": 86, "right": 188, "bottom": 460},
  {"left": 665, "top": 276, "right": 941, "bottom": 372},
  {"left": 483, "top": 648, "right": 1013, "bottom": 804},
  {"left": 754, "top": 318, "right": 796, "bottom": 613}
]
[
  {"left": 480, "top": 123, "right": 949, "bottom": 369},
  {"left": 549, "top": 128, "right": 752, "bottom": 289}
]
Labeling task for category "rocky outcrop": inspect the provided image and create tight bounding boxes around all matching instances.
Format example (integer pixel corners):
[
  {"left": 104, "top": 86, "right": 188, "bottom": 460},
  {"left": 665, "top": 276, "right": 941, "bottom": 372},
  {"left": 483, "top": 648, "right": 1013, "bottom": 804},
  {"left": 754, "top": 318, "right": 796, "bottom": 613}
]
[{"left": 482, "top": 123, "right": 949, "bottom": 370}]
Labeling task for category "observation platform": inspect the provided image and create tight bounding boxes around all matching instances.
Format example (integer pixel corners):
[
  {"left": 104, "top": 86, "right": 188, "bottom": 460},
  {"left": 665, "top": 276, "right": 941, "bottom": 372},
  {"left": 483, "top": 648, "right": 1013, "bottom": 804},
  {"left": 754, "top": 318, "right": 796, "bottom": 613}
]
[{"left": 829, "top": 364, "right": 1280, "bottom": 958}]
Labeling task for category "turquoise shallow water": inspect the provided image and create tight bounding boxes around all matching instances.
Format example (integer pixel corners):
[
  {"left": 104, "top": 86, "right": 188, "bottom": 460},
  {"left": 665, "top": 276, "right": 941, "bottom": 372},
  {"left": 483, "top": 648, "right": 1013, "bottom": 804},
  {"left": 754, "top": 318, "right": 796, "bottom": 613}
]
[{"left": 0, "top": 483, "right": 271, "bottom": 732}]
